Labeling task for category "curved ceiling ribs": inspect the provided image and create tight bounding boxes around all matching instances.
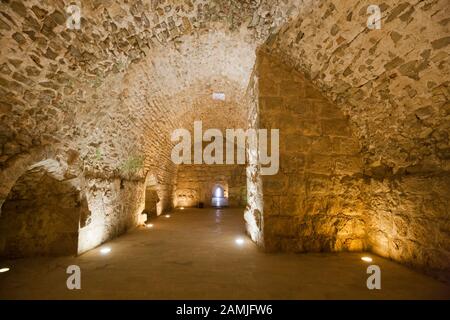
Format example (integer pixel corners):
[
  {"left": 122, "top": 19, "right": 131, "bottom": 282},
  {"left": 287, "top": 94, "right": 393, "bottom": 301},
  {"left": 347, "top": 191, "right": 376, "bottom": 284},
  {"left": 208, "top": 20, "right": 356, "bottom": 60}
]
[{"left": 0, "top": 0, "right": 300, "bottom": 179}]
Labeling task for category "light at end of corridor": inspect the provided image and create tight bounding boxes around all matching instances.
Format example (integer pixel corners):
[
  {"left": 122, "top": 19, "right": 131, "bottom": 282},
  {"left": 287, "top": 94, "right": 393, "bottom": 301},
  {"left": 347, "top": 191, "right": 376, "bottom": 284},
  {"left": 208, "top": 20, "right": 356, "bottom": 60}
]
[
  {"left": 100, "top": 247, "right": 111, "bottom": 255},
  {"left": 361, "top": 256, "right": 373, "bottom": 262},
  {"left": 0, "top": 267, "right": 10, "bottom": 273},
  {"left": 235, "top": 238, "right": 245, "bottom": 246}
]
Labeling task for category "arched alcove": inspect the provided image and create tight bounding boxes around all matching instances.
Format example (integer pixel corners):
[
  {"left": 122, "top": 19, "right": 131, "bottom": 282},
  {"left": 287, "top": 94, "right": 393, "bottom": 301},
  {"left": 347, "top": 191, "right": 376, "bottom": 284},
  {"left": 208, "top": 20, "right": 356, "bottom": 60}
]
[
  {"left": 143, "top": 173, "right": 160, "bottom": 219},
  {"left": 0, "top": 159, "right": 89, "bottom": 257}
]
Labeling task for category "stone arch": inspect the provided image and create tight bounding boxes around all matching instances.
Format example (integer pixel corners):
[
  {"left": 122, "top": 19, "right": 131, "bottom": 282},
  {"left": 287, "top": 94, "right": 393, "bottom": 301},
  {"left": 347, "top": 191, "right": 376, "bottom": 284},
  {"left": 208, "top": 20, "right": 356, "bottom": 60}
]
[
  {"left": 212, "top": 184, "right": 225, "bottom": 198},
  {"left": 0, "top": 0, "right": 300, "bottom": 226},
  {"left": 0, "top": 158, "right": 88, "bottom": 257},
  {"left": 0, "top": 146, "right": 79, "bottom": 213},
  {"left": 211, "top": 182, "right": 228, "bottom": 208}
]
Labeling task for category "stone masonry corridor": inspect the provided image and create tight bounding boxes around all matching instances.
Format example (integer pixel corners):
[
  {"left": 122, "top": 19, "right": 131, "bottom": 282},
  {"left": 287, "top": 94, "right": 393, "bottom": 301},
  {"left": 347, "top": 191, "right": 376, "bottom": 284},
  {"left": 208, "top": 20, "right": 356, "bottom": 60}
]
[
  {"left": 0, "top": 208, "right": 448, "bottom": 300},
  {"left": 0, "top": 1, "right": 449, "bottom": 302}
]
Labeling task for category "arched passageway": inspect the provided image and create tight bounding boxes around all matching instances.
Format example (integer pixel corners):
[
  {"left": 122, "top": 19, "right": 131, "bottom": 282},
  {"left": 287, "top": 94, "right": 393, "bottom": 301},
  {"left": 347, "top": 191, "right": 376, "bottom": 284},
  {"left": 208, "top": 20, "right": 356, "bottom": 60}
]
[
  {"left": 0, "top": 160, "right": 88, "bottom": 257},
  {"left": 211, "top": 184, "right": 227, "bottom": 207}
]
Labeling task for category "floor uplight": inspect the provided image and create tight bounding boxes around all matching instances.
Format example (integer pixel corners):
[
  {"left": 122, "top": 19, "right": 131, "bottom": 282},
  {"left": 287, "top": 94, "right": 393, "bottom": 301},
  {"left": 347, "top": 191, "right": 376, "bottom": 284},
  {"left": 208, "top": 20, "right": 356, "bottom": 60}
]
[
  {"left": 100, "top": 247, "right": 111, "bottom": 255},
  {"left": 361, "top": 256, "right": 373, "bottom": 262}
]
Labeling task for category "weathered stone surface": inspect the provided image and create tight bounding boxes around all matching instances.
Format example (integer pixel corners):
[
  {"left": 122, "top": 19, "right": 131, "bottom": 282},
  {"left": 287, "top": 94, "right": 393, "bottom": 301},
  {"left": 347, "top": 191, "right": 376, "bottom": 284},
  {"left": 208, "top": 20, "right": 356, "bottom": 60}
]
[
  {"left": 0, "top": 162, "right": 83, "bottom": 257},
  {"left": 252, "top": 50, "right": 450, "bottom": 282},
  {"left": 254, "top": 51, "right": 367, "bottom": 254},
  {"left": 267, "top": 0, "right": 449, "bottom": 173},
  {"left": 366, "top": 172, "right": 450, "bottom": 282},
  {"left": 0, "top": 0, "right": 448, "bottom": 282},
  {"left": 175, "top": 164, "right": 246, "bottom": 208}
]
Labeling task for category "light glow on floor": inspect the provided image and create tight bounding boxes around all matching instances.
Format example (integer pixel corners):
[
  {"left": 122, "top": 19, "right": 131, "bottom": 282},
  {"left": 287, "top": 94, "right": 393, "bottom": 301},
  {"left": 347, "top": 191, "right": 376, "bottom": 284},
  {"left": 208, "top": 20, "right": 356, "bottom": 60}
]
[
  {"left": 100, "top": 247, "right": 111, "bottom": 255},
  {"left": 165, "top": 214, "right": 171, "bottom": 218},
  {"left": 361, "top": 256, "right": 373, "bottom": 262},
  {"left": 146, "top": 223, "right": 154, "bottom": 228},
  {"left": 235, "top": 238, "right": 245, "bottom": 245},
  {"left": 0, "top": 267, "right": 10, "bottom": 273}
]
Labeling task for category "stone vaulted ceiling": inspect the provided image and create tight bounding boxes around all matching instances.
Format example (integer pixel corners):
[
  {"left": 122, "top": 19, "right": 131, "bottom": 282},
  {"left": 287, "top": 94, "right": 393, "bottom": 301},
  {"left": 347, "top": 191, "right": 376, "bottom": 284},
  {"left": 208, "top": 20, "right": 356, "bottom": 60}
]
[
  {"left": 0, "top": 0, "right": 301, "bottom": 180},
  {"left": 0, "top": 0, "right": 449, "bottom": 181}
]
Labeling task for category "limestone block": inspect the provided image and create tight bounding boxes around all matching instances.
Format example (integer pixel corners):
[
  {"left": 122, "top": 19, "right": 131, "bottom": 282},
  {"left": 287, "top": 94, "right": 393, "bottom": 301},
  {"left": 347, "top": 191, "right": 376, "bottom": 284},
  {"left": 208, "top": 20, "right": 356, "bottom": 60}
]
[
  {"left": 279, "top": 80, "right": 303, "bottom": 97},
  {"left": 306, "top": 154, "right": 335, "bottom": 174},
  {"left": 334, "top": 155, "right": 363, "bottom": 175},
  {"left": 321, "top": 119, "right": 352, "bottom": 137}
]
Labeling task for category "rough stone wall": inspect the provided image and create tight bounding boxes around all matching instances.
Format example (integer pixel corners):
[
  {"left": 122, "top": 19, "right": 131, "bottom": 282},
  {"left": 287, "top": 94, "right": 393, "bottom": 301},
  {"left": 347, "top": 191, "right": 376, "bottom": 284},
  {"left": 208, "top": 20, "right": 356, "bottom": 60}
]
[
  {"left": 263, "top": 0, "right": 450, "bottom": 280},
  {"left": 255, "top": 49, "right": 450, "bottom": 280},
  {"left": 78, "top": 177, "right": 146, "bottom": 254},
  {"left": 0, "top": 165, "right": 84, "bottom": 257},
  {"left": 366, "top": 173, "right": 450, "bottom": 282},
  {"left": 174, "top": 164, "right": 246, "bottom": 207},
  {"left": 256, "top": 50, "right": 367, "bottom": 252},
  {"left": 269, "top": 0, "right": 450, "bottom": 172},
  {"left": 0, "top": 154, "right": 147, "bottom": 256},
  {"left": 144, "top": 188, "right": 159, "bottom": 218}
]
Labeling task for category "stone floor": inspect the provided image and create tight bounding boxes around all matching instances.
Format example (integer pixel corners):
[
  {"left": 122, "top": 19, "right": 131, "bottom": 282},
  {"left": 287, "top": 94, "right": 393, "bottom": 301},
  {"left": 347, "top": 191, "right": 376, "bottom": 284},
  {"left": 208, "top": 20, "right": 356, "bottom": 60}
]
[{"left": 0, "top": 208, "right": 449, "bottom": 300}]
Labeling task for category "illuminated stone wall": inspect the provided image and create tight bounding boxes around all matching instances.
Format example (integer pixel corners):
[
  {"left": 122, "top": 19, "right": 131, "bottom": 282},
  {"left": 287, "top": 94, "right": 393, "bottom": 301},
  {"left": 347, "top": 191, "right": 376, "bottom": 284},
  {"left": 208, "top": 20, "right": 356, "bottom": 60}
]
[
  {"left": 174, "top": 164, "right": 246, "bottom": 208},
  {"left": 256, "top": 50, "right": 367, "bottom": 252},
  {"left": 268, "top": 0, "right": 450, "bottom": 173},
  {"left": 365, "top": 173, "right": 450, "bottom": 282},
  {"left": 255, "top": 50, "right": 450, "bottom": 281},
  {"left": 262, "top": 0, "right": 450, "bottom": 280},
  {"left": 0, "top": 156, "right": 147, "bottom": 257},
  {"left": 78, "top": 177, "right": 146, "bottom": 254},
  {"left": 244, "top": 69, "right": 264, "bottom": 246}
]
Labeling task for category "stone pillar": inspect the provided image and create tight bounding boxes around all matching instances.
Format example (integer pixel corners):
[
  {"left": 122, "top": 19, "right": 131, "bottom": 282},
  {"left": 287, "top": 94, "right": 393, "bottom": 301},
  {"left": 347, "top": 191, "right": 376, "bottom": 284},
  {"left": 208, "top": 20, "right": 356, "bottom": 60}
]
[
  {"left": 254, "top": 50, "right": 366, "bottom": 252},
  {"left": 244, "top": 69, "right": 265, "bottom": 247}
]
